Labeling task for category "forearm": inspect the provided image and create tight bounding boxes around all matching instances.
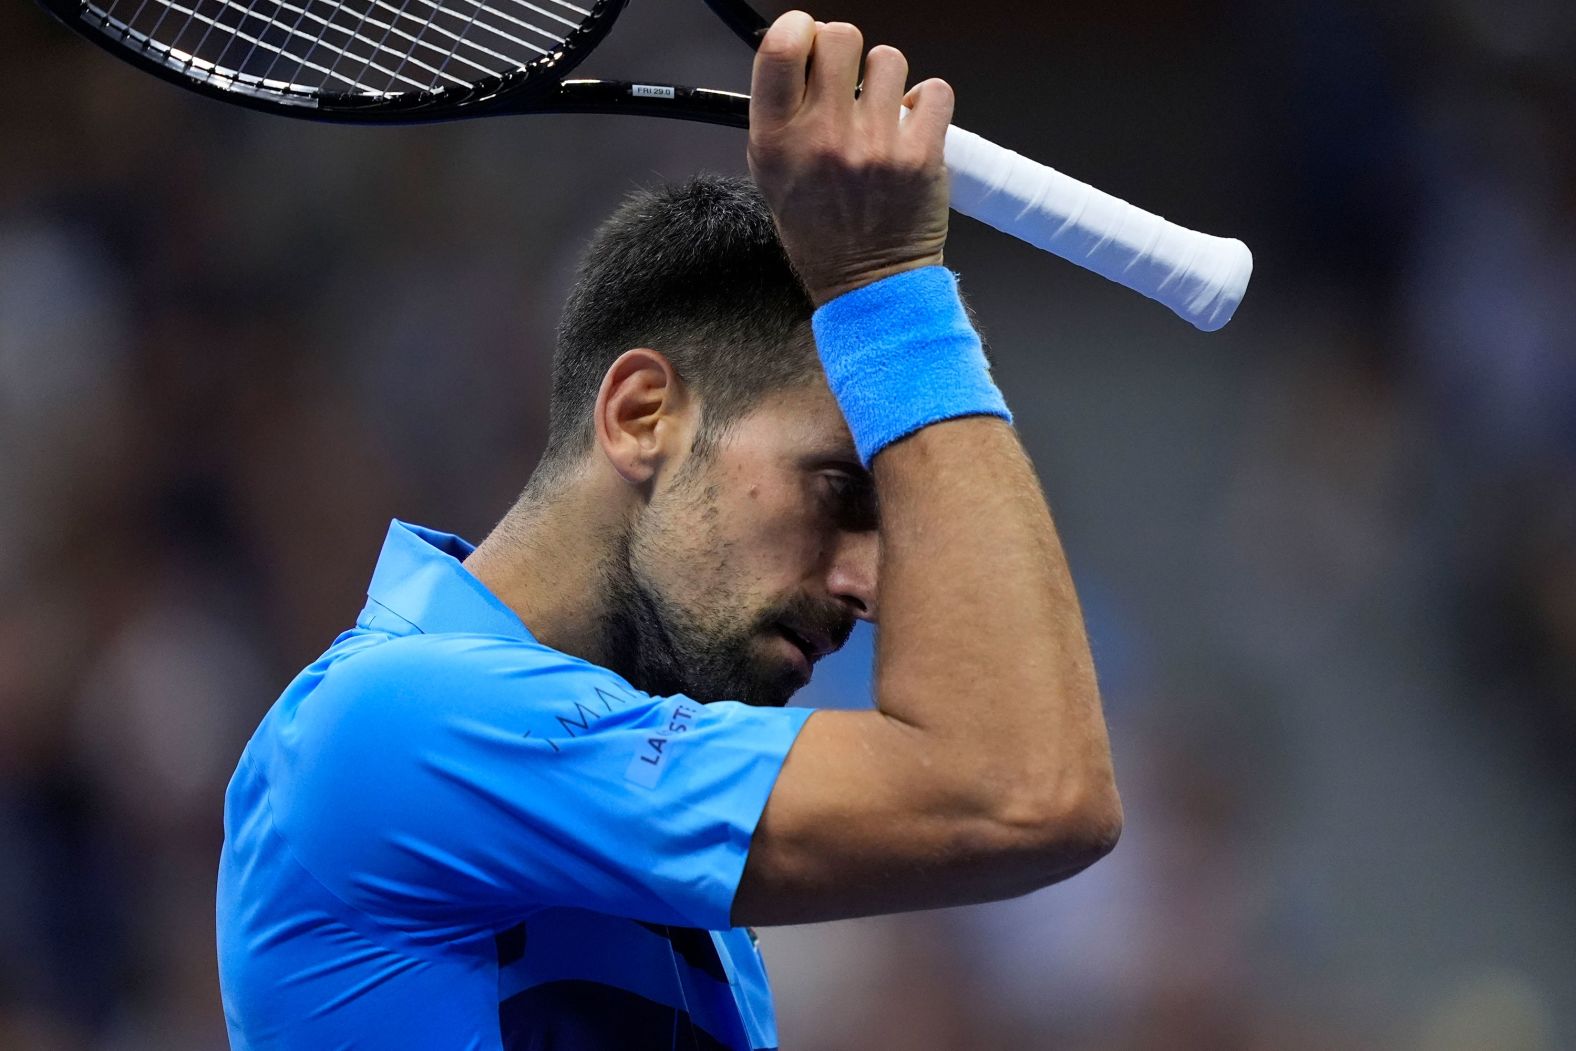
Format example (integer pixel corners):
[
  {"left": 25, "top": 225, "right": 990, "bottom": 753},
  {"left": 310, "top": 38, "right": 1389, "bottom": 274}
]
[
  {"left": 873, "top": 415, "right": 1120, "bottom": 845},
  {"left": 804, "top": 256, "right": 1121, "bottom": 868}
]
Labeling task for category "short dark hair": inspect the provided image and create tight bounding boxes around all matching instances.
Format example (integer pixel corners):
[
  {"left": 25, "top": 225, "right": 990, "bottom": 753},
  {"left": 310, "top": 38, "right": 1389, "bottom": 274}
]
[{"left": 538, "top": 174, "right": 817, "bottom": 478}]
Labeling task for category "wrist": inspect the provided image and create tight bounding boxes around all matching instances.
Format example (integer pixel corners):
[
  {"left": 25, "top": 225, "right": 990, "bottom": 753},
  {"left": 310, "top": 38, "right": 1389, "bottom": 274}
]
[
  {"left": 804, "top": 253, "right": 946, "bottom": 307},
  {"left": 811, "top": 266, "right": 1012, "bottom": 465}
]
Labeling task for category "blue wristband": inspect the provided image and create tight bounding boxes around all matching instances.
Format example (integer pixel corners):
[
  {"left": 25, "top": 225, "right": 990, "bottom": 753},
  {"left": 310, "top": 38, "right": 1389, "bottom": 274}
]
[{"left": 811, "top": 267, "right": 1011, "bottom": 466}]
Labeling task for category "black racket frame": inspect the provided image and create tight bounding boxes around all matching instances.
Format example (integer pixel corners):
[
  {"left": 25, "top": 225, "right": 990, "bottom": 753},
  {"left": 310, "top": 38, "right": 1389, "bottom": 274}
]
[{"left": 37, "top": 0, "right": 764, "bottom": 127}]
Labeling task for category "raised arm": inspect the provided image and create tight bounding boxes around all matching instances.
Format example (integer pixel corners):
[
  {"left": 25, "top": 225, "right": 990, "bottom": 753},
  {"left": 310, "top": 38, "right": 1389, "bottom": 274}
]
[{"left": 732, "top": 12, "right": 1122, "bottom": 927}]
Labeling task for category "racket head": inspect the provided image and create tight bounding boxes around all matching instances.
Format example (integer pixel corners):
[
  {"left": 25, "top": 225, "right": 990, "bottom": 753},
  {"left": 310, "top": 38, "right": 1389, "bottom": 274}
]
[{"left": 36, "top": 0, "right": 627, "bottom": 121}]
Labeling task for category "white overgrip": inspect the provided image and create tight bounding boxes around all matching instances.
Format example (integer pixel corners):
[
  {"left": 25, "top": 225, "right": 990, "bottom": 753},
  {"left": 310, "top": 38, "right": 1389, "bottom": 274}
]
[{"left": 942, "top": 124, "right": 1252, "bottom": 331}]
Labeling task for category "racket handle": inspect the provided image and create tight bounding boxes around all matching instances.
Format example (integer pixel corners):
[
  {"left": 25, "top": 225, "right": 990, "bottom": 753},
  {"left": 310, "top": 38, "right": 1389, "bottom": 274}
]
[{"left": 942, "top": 124, "right": 1253, "bottom": 332}]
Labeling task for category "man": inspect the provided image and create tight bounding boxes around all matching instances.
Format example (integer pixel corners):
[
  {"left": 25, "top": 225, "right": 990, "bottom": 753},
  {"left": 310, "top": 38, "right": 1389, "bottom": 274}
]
[{"left": 217, "top": 11, "right": 1121, "bottom": 1050}]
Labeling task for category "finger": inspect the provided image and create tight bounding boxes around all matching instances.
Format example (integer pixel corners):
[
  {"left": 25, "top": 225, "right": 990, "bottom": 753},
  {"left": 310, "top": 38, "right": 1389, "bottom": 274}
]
[
  {"left": 900, "top": 77, "right": 955, "bottom": 155},
  {"left": 856, "top": 44, "right": 908, "bottom": 128},
  {"left": 751, "top": 10, "right": 816, "bottom": 128},
  {"left": 804, "top": 21, "right": 863, "bottom": 113}
]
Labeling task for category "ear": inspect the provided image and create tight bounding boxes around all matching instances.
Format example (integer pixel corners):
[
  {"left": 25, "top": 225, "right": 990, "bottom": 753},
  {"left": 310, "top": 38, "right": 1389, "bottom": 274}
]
[{"left": 593, "top": 348, "right": 696, "bottom": 487}]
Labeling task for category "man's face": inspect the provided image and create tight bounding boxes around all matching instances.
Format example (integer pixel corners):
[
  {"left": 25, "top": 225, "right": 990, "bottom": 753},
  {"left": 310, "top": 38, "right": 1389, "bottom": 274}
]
[{"left": 602, "top": 378, "right": 879, "bottom": 707}]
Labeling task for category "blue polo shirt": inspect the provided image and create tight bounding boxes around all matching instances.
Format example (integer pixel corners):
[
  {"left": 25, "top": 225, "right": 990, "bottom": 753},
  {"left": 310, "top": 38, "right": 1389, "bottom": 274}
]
[{"left": 217, "top": 521, "right": 814, "bottom": 1050}]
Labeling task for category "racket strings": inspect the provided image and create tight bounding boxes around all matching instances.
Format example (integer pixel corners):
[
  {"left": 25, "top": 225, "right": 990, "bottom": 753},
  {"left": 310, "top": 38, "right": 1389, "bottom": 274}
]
[{"left": 85, "top": 0, "right": 593, "bottom": 99}]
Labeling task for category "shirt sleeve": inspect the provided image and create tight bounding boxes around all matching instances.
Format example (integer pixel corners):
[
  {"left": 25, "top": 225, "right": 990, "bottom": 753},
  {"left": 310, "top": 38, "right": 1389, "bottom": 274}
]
[{"left": 265, "top": 633, "right": 813, "bottom": 939}]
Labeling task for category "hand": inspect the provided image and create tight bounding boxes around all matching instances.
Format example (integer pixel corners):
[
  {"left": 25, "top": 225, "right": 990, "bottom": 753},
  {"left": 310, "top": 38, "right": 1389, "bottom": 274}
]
[{"left": 747, "top": 11, "right": 954, "bottom": 306}]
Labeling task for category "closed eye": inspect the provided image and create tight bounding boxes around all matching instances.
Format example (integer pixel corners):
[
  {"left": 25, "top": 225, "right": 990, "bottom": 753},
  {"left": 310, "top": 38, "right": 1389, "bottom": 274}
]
[{"left": 819, "top": 468, "right": 878, "bottom": 532}]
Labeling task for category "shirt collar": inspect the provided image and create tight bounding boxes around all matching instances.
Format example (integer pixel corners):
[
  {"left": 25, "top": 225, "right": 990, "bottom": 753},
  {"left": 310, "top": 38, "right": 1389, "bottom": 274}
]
[{"left": 363, "top": 519, "right": 535, "bottom": 640}]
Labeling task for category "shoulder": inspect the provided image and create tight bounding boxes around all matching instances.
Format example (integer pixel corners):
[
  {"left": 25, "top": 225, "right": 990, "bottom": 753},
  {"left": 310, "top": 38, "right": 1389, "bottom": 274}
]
[
  {"left": 321, "top": 631, "right": 635, "bottom": 708},
  {"left": 264, "top": 632, "right": 655, "bottom": 832},
  {"left": 270, "top": 631, "right": 647, "bottom": 765}
]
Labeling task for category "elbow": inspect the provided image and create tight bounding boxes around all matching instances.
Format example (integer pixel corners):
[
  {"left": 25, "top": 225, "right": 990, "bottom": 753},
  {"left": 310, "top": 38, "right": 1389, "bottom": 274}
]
[
  {"left": 1065, "top": 785, "right": 1124, "bottom": 871},
  {"left": 997, "top": 777, "right": 1124, "bottom": 886}
]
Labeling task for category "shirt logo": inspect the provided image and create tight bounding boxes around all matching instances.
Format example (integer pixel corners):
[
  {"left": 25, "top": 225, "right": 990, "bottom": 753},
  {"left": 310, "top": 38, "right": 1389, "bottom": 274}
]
[{"left": 624, "top": 701, "right": 696, "bottom": 788}]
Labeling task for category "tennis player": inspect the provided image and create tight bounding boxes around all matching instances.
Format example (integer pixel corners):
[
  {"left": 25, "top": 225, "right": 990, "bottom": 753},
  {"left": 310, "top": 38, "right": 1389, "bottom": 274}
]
[{"left": 217, "top": 11, "right": 1121, "bottom": 1049}]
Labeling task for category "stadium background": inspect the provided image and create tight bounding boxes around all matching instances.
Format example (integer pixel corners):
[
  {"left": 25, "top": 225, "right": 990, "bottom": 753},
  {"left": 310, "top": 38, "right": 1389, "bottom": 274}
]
[{"left": 3, "top": 0, "right": 1574, "bottom": 1046}]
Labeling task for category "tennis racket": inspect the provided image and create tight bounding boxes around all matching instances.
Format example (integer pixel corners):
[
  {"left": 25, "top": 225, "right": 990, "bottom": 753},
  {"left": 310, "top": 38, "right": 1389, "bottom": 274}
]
[{"left": 38, "top": 0, "right": 1253, "bottom": 330}]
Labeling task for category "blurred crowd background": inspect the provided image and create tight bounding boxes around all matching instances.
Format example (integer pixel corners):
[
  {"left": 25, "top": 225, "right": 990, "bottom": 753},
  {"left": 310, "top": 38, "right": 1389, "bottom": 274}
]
[{"left": 3, "top": 0, "right": 1574, "bottom": 1047}]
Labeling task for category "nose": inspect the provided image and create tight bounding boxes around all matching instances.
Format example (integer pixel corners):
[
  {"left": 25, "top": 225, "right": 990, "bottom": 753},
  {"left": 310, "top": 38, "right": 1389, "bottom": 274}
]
[{"left": 826, "top": 528, "right": 879, "bottom": 623}]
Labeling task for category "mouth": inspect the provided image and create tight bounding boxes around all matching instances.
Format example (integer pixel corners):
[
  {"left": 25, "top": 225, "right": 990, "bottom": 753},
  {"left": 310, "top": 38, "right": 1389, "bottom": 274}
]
[
  {"left": 777, "top": 623, "right": 835, "bottom": 663},
  {"left": 772, "top": 628, "right": 813, "bottom": 684}
]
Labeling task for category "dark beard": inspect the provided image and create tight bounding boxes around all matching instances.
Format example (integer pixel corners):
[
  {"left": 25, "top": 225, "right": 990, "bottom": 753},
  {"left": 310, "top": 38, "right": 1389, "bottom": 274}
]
[{"left": 595, "top": 531, "right": 794, "bottom": 707}]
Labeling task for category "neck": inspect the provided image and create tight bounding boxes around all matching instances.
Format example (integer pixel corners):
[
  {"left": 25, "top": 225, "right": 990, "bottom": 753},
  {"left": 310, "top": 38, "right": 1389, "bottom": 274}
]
[{"left": 463, "top": 475, "right": 624, "bottom": 667}]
